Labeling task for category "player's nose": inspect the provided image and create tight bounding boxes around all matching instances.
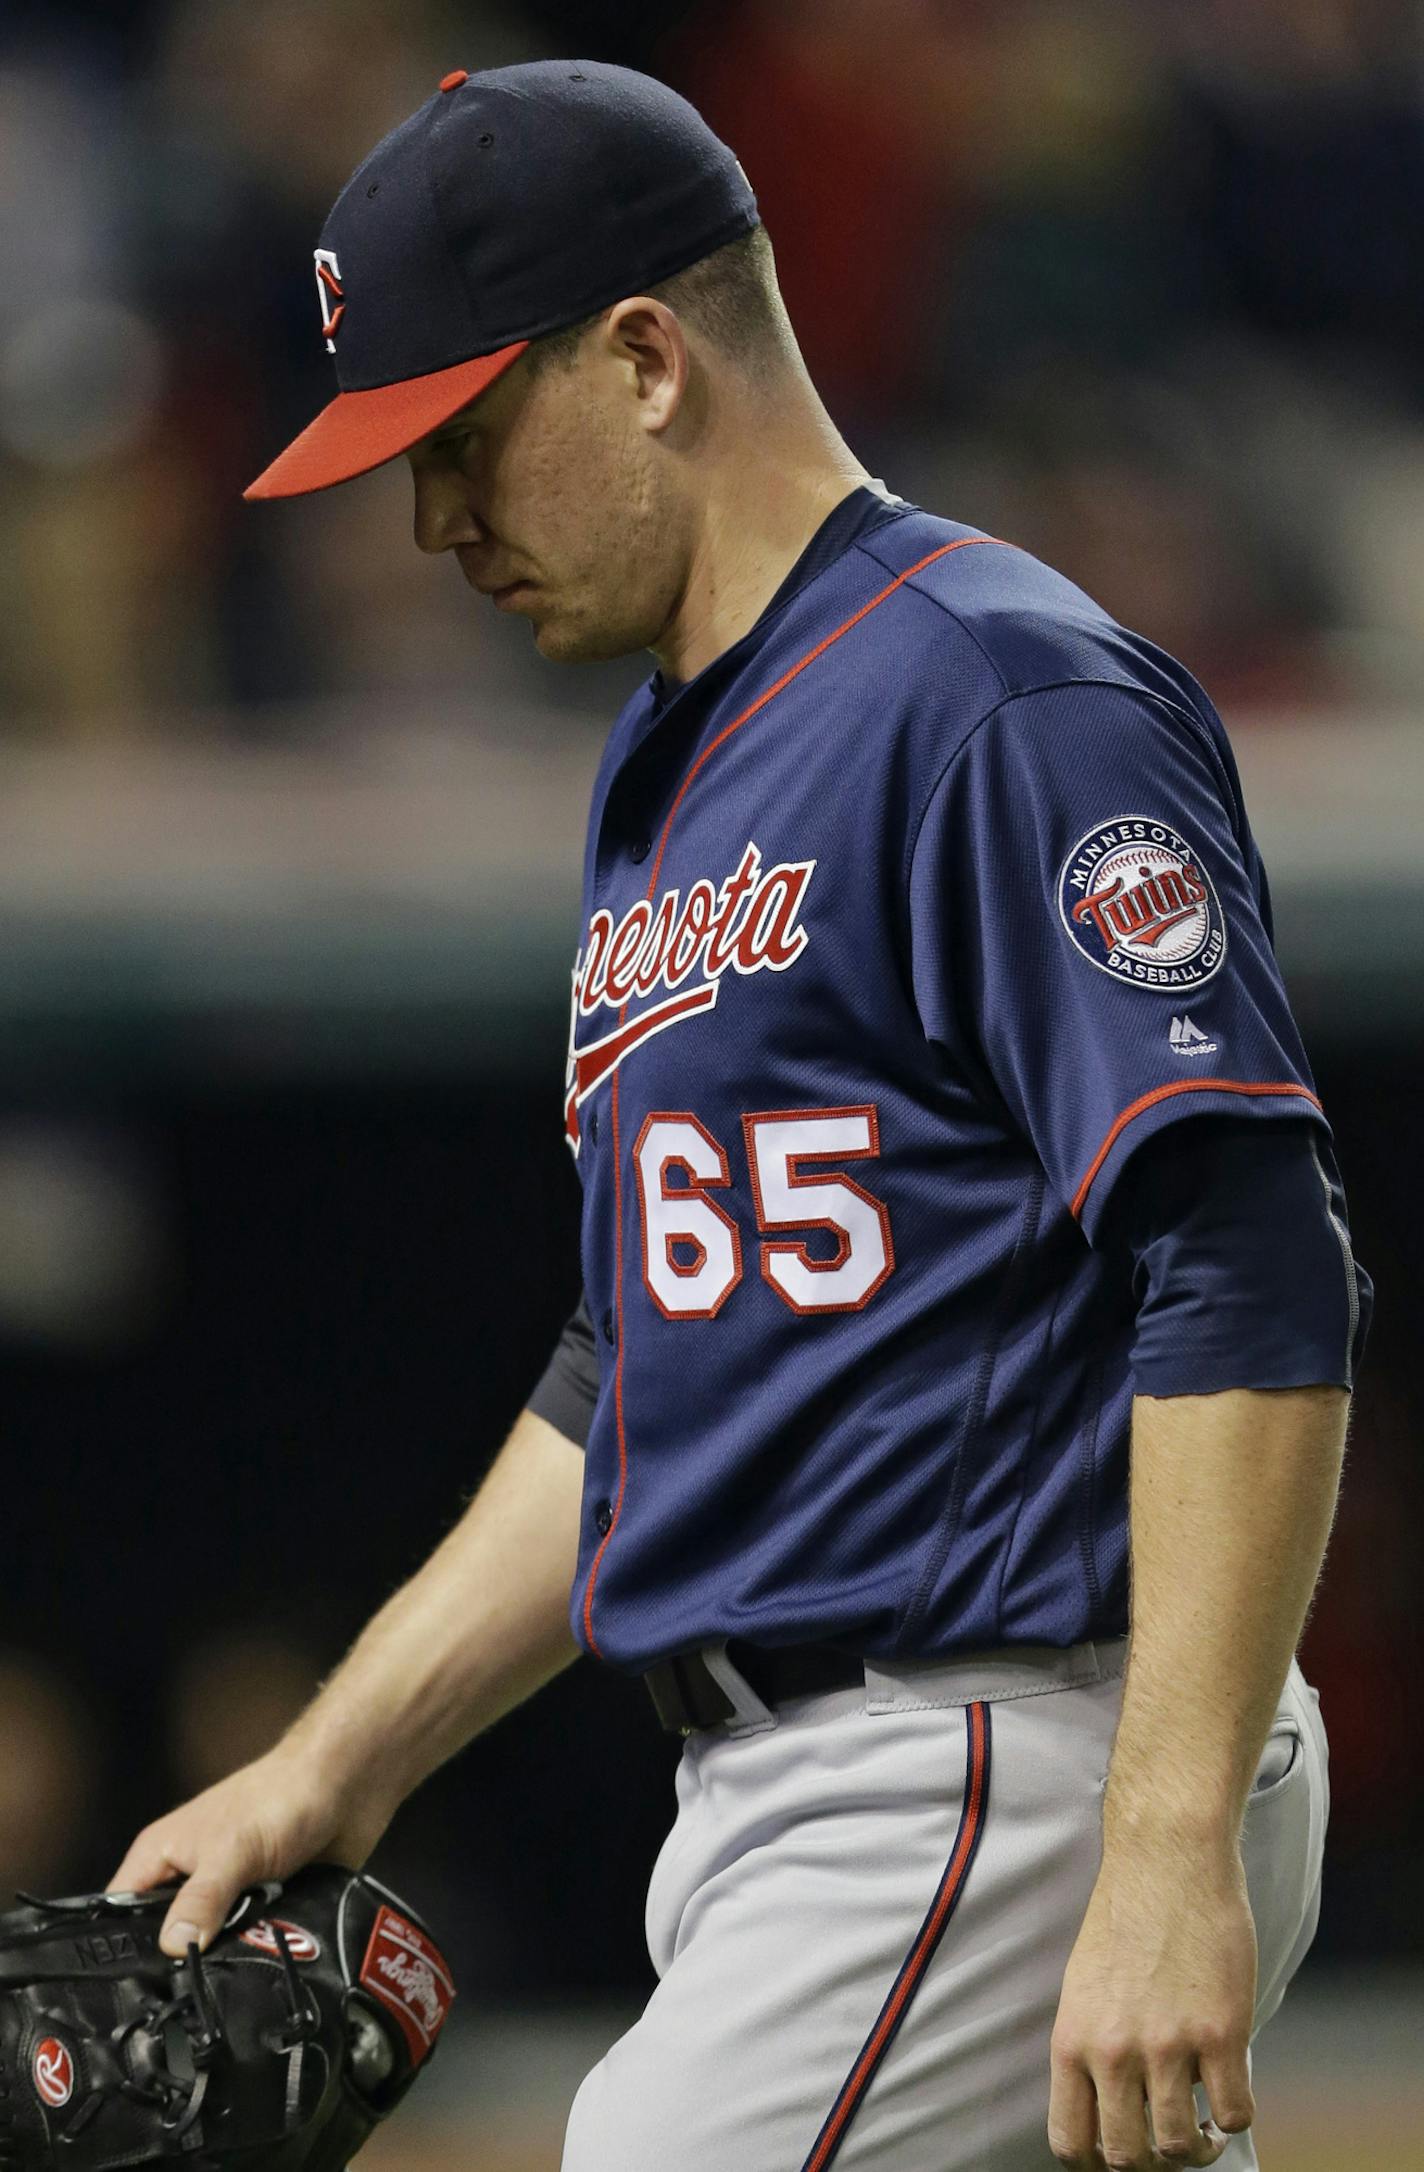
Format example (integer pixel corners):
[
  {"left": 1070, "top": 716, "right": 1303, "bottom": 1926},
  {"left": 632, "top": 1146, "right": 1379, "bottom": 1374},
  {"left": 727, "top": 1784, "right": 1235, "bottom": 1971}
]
[{"left": 411, "top": 466, "right": 486, "bottom": 556}]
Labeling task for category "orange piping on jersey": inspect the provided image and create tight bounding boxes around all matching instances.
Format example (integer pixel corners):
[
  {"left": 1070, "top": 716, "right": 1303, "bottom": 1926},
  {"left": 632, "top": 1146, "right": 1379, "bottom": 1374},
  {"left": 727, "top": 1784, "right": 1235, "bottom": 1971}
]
[
  {"left": 582, "top": 1063, "right": 629, "bottom": 1655},
  {"left": 580, "top": 533, "right": 1010, "bottom": 1658},
  {"left": 1071, "top": 1077, "right": 1324, "bottom": 1222},
  {"left": 642, "top": 537, "right": 1011, "bottom": 901},
  {"left": 801, "top": 1699, "right": 991, "bottom": 2171}
]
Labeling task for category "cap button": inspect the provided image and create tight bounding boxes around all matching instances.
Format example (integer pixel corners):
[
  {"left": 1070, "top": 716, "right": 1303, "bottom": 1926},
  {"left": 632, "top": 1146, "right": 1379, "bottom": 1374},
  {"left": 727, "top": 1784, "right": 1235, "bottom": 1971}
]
[{"left": 439, "top": 69, "right": 468, "bottom": 92}]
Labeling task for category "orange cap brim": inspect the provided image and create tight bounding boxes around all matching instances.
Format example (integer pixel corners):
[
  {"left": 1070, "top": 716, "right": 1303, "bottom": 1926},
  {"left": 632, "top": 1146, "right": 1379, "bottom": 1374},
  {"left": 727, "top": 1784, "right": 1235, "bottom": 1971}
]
[{"left": 243, "top": 342, "right": 530, "bottom": 499}]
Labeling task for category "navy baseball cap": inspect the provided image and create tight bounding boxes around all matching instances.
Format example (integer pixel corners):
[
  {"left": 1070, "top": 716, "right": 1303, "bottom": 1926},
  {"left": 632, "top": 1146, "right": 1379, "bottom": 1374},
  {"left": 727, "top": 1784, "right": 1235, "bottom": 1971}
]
[{"left": 245, "top": 61, "right": 758, "bottom": 499}]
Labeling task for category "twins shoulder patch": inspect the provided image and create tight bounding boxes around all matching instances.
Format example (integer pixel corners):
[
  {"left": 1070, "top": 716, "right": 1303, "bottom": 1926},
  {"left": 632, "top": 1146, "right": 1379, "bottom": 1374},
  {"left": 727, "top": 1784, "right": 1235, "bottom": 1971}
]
[{"left": 1058, "top": 816, "right": 1226, "bottom": 991}]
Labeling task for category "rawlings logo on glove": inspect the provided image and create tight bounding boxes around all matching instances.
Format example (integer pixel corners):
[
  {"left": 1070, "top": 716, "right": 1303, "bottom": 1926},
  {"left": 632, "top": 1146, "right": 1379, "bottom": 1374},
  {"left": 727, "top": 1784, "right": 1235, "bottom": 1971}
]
[
  {"left": 359, "top": 1905, "right": 454, "bottom": 2061},
  {"left": 0, "top": 1864, "right": 454, "bottom": 2168},
  {"left": 32, "top": 2040, "right": 74, "bottom": 2109}
]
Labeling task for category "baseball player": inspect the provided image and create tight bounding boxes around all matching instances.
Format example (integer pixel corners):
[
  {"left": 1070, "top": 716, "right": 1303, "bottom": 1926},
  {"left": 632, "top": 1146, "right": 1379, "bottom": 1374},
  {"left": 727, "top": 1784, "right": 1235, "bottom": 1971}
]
[{"left": 111, "top": 64, "right": 1371, "bottom": 2172}]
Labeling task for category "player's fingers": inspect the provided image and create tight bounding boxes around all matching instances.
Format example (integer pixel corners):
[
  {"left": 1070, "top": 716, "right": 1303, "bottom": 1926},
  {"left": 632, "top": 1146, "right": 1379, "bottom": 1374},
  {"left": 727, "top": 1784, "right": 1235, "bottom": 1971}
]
[
  {"left": 1047, "top": 2046, "right": 1105, "bottom": 2165},
  {"left": 108, "top": 1829, "right": 181, "bottom": 1897},
  {"left": 159, "top": 1856, "right": 249, "bottom": 1958},
  {"left": 1197, "top": 2039, "right": 1255, "bottom": 2142},
  {"left": 1091, "top": 2046, "right": 1153, "bottom": 2171},
  {"left": 1145, "top": 2055, "right": 1225, "bottom": 2166}
]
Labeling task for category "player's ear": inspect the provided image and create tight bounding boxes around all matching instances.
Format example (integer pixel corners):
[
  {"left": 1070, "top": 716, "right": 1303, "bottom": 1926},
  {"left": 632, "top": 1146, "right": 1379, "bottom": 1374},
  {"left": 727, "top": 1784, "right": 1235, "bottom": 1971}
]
[{"left": 602, "top": 297, "right": 688, "bottom": 436}]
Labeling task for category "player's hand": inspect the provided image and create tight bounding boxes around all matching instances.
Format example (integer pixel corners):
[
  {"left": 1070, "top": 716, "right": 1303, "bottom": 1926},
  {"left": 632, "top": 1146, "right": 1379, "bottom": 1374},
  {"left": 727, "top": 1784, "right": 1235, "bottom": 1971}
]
[
  {"left": 1047, "top": 1840, "right": 1257, "bottom": 2169},
  {"left": 108, "top": 1743, "right": 396, "bottom": 1959}
]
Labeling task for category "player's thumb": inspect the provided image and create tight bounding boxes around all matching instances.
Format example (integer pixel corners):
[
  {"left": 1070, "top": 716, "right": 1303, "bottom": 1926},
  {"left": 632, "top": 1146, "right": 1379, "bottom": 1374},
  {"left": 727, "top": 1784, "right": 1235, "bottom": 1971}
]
[{"left": 159, "top": 1863, "right": 242, "bottom": 1958}]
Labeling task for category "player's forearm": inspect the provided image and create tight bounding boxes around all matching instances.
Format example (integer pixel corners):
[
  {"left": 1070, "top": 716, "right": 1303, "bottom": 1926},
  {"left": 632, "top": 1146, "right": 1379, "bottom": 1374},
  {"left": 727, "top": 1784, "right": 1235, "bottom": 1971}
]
[
  {"left": 1102, "top": 1384, "right": 1347, "bottom": 1856},
  {"left": 283, "top": 1409, "right": 584, "bottom": 1816}
]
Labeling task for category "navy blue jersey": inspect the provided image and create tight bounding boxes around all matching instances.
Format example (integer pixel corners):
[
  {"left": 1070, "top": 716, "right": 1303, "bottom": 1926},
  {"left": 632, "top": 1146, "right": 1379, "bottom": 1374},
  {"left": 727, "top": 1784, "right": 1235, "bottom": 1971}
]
[{"left": 559, "top": 489, "right": 1352, "bottom": 1672}]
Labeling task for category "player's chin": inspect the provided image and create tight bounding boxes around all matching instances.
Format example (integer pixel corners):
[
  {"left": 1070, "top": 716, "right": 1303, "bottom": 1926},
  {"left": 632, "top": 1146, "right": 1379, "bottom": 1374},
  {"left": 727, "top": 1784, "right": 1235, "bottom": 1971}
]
[{"left": 531, "top": 608, "right": 641, "bottom": 665}]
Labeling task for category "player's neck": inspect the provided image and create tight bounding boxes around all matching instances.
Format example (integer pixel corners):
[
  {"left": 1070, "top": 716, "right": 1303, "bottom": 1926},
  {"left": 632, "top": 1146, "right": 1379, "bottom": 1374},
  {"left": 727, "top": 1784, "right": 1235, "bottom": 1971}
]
[{"left": 651, "top": 431, "right": 873, "bottom": 686}]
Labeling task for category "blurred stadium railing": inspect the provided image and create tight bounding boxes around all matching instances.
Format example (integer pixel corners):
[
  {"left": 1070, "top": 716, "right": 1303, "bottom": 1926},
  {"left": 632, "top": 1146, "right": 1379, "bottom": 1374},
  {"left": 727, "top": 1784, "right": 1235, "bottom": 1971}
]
[{"left": 0, "top": 703, "right": 1419, "bottom": 1066}]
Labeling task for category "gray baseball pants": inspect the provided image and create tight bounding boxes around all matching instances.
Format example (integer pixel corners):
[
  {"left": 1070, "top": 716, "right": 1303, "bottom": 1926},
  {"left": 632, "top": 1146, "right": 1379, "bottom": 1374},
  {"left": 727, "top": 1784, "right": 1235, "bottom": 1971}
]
[{"left": 561, "top": 1640, "right": 1328, "bottom": 2171}]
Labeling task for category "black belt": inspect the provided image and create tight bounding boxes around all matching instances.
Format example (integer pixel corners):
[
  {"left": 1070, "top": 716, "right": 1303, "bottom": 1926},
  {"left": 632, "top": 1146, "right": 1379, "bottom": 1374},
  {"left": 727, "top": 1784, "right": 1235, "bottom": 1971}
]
[{"left": 644, "top": 1641, "right": 866, "bottom": 1733}]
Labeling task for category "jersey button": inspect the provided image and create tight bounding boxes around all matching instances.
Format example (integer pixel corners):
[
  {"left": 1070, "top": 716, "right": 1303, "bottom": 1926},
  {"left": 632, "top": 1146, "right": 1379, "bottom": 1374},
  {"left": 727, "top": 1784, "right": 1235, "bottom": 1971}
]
[
  {"left": 601, "top": 1307, "right": 615, "bottom": 1345},
  {"left": 588, "top": 1108, "right": 599, "bottom": 1145},
  {"left": 629, "top": 838, "right": 650, "bottom": 863},
  {"left": 594, "top": 1498, "right": 613, "bottom": 1535}
]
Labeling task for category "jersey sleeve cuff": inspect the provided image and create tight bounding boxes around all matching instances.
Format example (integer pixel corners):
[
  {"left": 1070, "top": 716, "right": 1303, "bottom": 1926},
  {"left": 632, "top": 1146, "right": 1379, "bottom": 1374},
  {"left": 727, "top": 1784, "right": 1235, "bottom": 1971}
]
[{"left": 1072, "top": 1077, "right": 1325, "bottom": 1234}]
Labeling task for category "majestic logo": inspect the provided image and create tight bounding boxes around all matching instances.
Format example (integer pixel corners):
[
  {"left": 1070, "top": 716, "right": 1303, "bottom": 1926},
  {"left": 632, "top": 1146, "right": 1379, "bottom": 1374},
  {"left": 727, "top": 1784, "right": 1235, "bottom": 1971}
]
[
  {"left": 1059, "top": 817, "right": 1226, "bottom": 991},
  {"left": 358, "top": 1905, "right": 455, "bottom": 2068},
  {"left": 240, "top": 1918, "right": 321, "bottom": 1963},
  {"left": 314, "top": 248, "right": 345, "bottom": 352},
  {"left": 564, "top": 839, "right": 815, "bottom": 1150},
  {"left": 1169, "top": 1013, "right": 1218, "bottom": 1057},
  {"left": 33, "top": 2037, "right": 74, "bottom": 2109}
]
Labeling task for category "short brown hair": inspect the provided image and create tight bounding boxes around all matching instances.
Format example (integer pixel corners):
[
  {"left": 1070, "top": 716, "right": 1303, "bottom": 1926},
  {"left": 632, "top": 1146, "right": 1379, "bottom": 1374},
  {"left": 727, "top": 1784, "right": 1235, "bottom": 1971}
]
[{"left": 524, "top": 224, "right": 793, "bottom": 379}]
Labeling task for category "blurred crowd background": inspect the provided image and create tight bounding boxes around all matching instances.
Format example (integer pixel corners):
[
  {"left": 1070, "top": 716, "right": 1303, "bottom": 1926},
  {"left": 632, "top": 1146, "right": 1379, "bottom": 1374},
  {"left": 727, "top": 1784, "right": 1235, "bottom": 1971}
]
[
  {"left": 8, "top": 0, "right": 1424, "bottom": 727},
  {"left": 2, "top": 2, "right": 1421, "bottom": 2166}
]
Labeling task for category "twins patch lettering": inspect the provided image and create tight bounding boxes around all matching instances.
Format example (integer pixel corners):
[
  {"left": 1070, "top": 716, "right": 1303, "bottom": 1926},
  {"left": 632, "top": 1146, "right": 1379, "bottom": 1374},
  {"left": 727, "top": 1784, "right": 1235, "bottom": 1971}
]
[
  {"left": 1059, "top": 816, "right": 1226, "bottom": 989},
  {"left": 565, "top": 490, "right": 1329, "bottom": 1671}
]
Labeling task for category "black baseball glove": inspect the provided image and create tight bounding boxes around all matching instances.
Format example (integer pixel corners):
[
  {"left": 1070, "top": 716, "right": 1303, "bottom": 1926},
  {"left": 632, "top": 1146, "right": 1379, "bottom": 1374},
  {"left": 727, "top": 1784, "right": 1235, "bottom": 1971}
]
[{"left": 0, "top": 1863, "right": 455, "bottom": 2169}]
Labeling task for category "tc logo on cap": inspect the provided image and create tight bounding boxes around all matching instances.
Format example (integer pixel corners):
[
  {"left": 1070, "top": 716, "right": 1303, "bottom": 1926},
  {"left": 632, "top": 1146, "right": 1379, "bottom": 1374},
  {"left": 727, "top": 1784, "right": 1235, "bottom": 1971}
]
[{"left": 314, "top": 249, "right": 345, "bottom": 351}]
